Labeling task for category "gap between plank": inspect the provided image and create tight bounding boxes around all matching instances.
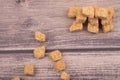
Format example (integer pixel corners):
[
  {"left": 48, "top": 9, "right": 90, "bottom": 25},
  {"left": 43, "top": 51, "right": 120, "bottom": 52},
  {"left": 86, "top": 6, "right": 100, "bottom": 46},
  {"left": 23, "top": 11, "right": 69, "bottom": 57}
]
[{"left": 0, "top": 47, "right": 120, "bottom": 54}]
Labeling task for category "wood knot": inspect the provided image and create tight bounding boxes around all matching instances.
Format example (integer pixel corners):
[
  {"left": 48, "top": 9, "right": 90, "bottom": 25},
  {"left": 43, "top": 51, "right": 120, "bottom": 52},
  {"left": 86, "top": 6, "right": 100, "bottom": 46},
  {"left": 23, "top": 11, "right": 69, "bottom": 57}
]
[{"left": 16, "top": 0, "right": 25, "bottom": 3}]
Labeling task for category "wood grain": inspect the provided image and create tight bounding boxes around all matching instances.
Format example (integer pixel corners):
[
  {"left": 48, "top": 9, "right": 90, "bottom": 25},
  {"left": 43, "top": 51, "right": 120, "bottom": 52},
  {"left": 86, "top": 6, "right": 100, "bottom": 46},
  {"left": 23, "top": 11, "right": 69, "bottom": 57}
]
[
  {"left": 0, "top": 0, "right": 120, "bottom": 49},
  {"left": 0, "top": 0, "right": 120, "bottom": 80},
  {"left": 0, "top": 51, "right": 120, "bottom": 80}
]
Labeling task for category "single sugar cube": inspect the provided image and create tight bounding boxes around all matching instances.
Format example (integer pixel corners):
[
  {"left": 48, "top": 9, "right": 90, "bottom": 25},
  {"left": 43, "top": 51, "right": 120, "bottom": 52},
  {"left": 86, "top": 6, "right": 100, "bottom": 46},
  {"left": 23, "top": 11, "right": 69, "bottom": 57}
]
[
  {"left": 87, "top": 23, "right": 99, "bottom": 33},
  {"left": 69, "top": 21, "right": 83, "bottom": 32},
  {"left": 68, "top": 6, "right": 78, "bottom": 18},
  {"left": 24, "top": 64, "right": 34, "bottom": 76},
  {"left": 35, "top": 31, "right": 46, "bottom": 42},
  {"left": 107, "top": 7, "right": 115, "bottom": 19},
  {"left": 102, "top": 23, "right": 113, "bottom": 33},
  {"left": 61, "top": 72, "right": 70, "bottom": 80},
  {"left": 12, "top": 76, "right": 20, "bottom": 80},
  {"left": 33, "top": 46, "right": 46, "bottom": 59},
  {"left": 101, "top": 18, "right": 112, "bottom": 25},
  {"left": 101, "top": 7, "right": 114, "bottom": 25},
  {"left": 54, "top": 60, "right": 66, "bottom": 72},
  {"left": 49, "top": 50, "right": 62, "bottom": 61},
  {"left": 82, "top": 6, "right": 94, "bottom": 18},
  {"left": 95, "top": 6, "right": 108, "bottom": 19},
  {"left": 88, "top": 18, "right": 99, "bottom": 26},
  {"left": 76, "top": 8, "right": 87, "bottom": 23}
]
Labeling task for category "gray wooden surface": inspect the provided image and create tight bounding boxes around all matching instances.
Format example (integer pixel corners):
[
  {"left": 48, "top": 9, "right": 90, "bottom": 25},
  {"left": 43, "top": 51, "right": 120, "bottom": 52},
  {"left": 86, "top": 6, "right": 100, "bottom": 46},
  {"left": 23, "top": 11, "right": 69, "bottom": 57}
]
[
  {"left": 1, "top": 51, "right": 120, "bottom": 80},
  {"left": 0, "top": 0, "right": 120, "bottom": 80}
]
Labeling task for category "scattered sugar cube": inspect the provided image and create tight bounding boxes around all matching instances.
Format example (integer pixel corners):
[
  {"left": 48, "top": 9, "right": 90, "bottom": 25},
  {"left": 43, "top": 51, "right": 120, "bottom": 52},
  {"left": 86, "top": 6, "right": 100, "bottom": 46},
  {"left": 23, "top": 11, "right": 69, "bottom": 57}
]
[
  {"left": 61, "top": 72, "right": 70, "bottom": 80},
  {"left": 76, "top": 8, "right": 87, "bottom": 23},
  {"left": 82, "top": 6, "right": 94, "bottom": 18},
  {"left": 54, "top": 60, "right": 66, "bottom": 72},
  {"left": 12, "top": 76, "right": 20, "bottom": 80},
  {"left": 87, "top": 23, "right": 99, "bottom": 33},
  {"left": 68, "top": 6, "right": 78, "bottom": 18},
  {"left": 24, "top": 64, "right": 34, "bottom": 76},
  {"left": 49, "top": 50, "right": 62, "bottom": 61},
  {"left": 33, "top": 46, "right": 46, "bottom": 59},
  {"left": 69, "top": 21, "right": 83, "bottom": 32},
  {"left": 35, "top": 31, "right": 46, "bottom": 42}
]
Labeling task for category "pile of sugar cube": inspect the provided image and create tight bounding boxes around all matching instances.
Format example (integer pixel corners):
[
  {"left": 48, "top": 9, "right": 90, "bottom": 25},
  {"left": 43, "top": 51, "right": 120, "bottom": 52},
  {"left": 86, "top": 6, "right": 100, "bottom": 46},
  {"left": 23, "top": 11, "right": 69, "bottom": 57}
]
[{"left": 68, "top": 6, "right": 115, "bottom": 33}]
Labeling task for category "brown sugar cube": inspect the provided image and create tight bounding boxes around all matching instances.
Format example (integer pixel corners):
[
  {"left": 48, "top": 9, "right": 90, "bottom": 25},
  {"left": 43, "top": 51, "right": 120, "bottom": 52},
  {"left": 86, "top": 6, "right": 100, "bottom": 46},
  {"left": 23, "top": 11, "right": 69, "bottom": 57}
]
[
  {"left": 35, "top": 31, "right": 46, "bottom": 42},
  {"left": 61, "top": 72, "right": 70, "bottom": 80},
  {"left": 102, "top": 23, "right": 113, "bottom": 33},
  {"left": 24, "top": 64, "right": 34, "bottom": 76},
  {"left": 107, "top": 7, "right": 115, "bottom": 19},
  {"left": 76, "top": 8, "right": 87, "bottom": 23},
  {"left": 69, "top": 21, "right": 83, "bottom": 32},
  {"left": 82, "top": 6, "right": 94, "bottom": 18},
  {"left": 101, "top": 7, "right": 115, "bottom": 26},
  {"left": 101, "top": 18, "right": 112, "bottom": 25},
  {"left": 33, "top": 46, "right": 46, "bottom": 59},
  {"left": 54, "top": 60, "right": 66, "bottom": 72},
  {"left": 49, "top": 50, "right": 62, "bottom": 61},
  {"left": 95, "top": 6, "right": 108, "bottom": 19},
  {"left": 88, "top": 18, "right": 99, "bottom": 26},
  {"left": 68, "top": 6, "right": 78, "bottom": 18},
  {"left": 87, "top": 23, "right": 99, "bottom": 33},
  {"left": 12, "top": 76, "right": 20, "bottom": 80}
]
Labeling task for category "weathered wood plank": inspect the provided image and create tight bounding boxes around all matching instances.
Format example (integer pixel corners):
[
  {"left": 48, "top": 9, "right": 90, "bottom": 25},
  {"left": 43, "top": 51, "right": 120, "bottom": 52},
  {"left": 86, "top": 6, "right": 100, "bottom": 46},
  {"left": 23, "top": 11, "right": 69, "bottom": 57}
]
[
  {"left": 0, "top": 0, "right": 120, "bottom": 49},
  {"left": 0, "top": 51, "right": 120, "bottom": 80}
]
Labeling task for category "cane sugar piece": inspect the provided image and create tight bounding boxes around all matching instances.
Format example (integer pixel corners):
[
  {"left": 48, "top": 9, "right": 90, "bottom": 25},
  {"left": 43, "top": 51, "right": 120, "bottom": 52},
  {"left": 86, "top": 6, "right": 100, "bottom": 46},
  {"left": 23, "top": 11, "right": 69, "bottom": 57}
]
[
  {"left": 35, "top": 31, "right": 46, "bottom": 42},
  {"left": 95, "top": 6, "right": 108, "bottom": 19},
  {"left": 76, "top": 8, "right": 87, "bottom": 23},
  {"left": 88, "top": 18, "right": 99, "bottom": 26},
  {"left": 49, "top": 50, "right": 62, "bottom": 61},
  {"left": 69, "top": 21, "right": 83, "bottom": 32},
  {"left": 102, "top": 23, "right": 113, "bottom": 32},
  {"left": 101, "top": 7, "right": 114, "bottom": 25},
  {"left": 87, "top": 23, "right": 99, "bottom": 33},
  {"left": 68, "top": 6, "right": 78, "bottom": 18},
  {"left": 61, "top": 72, "right": 70, "bottom": 80},
  {"left": 82, "top": 6, "right": 94, "bottom": 18},
  {"left": 24, "top": 64, "right": 34, "bottom": 76},
  {"left": 12, "top": 76, "right": 20, "bottom": 80},
  {"left": 33, "top": 46, "right": 46, "bottom": 59},
  {"left": 101, "top": 18, "right": 112, "bottom": 25},
  {"left": 54, "top": 60, "right": 66, "bottom": 72},
  {"left": 107, "top": 7, "right": 115, "bottom": 19}
]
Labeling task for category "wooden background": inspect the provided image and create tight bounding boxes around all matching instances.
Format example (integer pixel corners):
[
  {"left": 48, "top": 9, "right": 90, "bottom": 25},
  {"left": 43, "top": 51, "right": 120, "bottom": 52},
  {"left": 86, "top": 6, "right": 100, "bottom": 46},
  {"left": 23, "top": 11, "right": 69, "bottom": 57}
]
[{"left": 0, "top": 0, "right": 120, "bottom": 80}]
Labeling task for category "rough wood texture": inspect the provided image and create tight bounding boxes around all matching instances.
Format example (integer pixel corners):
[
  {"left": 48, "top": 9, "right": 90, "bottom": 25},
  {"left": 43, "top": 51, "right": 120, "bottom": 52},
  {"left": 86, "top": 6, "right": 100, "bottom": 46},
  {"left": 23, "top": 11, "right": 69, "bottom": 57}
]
[
  {"left": 0, "top": 51, "right": 120, "bottom": 80},
  {"left": 0, "top": 0, "right": 120, "bottom": 80},
  {"left": 0, "top": 0, "right": 120, "bottom": 49}
]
